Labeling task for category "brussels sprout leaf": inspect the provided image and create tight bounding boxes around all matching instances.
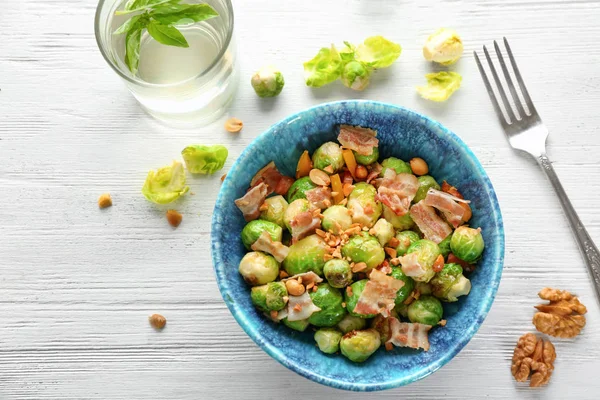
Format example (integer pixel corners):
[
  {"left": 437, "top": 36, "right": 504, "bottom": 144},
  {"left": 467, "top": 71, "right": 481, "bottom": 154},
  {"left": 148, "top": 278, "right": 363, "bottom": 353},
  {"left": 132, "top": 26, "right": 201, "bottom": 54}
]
[
  {"left": 142, "top": 161, "right": 190, "bottom": 204},
  {"left": 303, "top": 45, "right": 343, "bottom": 87},
  {"left": 355, "top": 36, "right": 402, "bottom": 68},
  {"left": 417, "top": 71, "right": 462, "bottom": 102}
]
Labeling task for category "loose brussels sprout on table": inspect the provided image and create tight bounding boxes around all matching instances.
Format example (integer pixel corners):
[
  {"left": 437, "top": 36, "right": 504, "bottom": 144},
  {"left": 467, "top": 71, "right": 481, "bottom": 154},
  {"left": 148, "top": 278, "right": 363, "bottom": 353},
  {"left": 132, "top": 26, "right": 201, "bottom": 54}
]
[
  {"left": 251, "top": 65, "right": 285, "bottom": 98},
  {"left": 422, "top": 28, "right": 464, "bottom": 66},
  {"left": 181, "top": 145, "right": 228, "bottom": 174},
  {"left": 234, "top": 127, "right": 489, "bottom": 362}
]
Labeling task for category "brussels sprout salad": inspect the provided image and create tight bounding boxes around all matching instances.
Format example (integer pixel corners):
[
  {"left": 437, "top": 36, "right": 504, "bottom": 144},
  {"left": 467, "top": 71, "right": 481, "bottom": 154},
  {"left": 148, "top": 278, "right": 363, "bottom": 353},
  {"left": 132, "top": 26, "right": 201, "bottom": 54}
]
[{"left": 234, "top": 125, "right": 485, "bottom": 363}]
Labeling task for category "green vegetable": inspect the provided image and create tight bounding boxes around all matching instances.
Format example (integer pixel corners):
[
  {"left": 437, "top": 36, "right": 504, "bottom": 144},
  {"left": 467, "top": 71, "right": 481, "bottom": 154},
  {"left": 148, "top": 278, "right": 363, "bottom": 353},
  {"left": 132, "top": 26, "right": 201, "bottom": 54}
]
[
  {"left": 417, "top": 72, "right": 462, "bottom": 102},
  {"left": 312, "top": 142, "right": 345, "bottom": 173},
  {"left": 241, "top": 220, "right": 283, "bottom": 250},
  {"left": 340, "top": 329, "right": 381, "bottom": 362},
  {"left": 413, "top": 175, "right": 441, "bottom": 203},
  {"left": 341, "top": 232, "right": 385, "bottom": 271},
  {"left": 142, "top": 161, "right": 189, "bottom": 204},
  {"left": 303, "top": 45, "right": 343, "bottom": 87},
  {"left": 323, "top": 259, "right": 353, "bottom": 288},
  {"left": 259, "top": 195, "right": 288, "bottom": 228},
  {"left": 422, "top": 28, "right": 464, "bottom": 66},
  {"left": 337, "top": 314, "right": 367, "bottom": 334},
  {"left": 438, "top": 233, "right": 452, "bottom": 258},
  {"left": 355, "top": 36, "right": 402, "bottom": 68},
  {"left": 380, "top": 157, "right": 412, "bottom": 176},
  {"left": 114, "top": 0, "right": 218, "bottom": 75},
  {"left": 314, "top": 328, "right": 343, "bottom": 354},
  {"left": 345, "top": 279, "right": 377, "bottom": 318},
  {"left": 383, "top": 205, "right": 415, "bottom": 230},
  {"left": 450, "top": 226, "right": 485, "bottom": 263},
  {"left": 238, "top": 251, "right": 279, "bottom": 286},
  {"left": 250, "top": 282, "right": 288, "bottom": 312},
  {"left": 181, "top": 145, "right": 228, "bottom": 174},
  {"left": 347, "top": 182, "right": 382, "bottom": 227},
  {"left": 370, "top": 218, "right": 395, "bottom": 247},
  {"left": 283, "top": 199, "right": 311, "bottom": 232},
  {"left": 309, "top": 283, "right": 347, "bottom": 327},
  {"left": 353, "top": 147, "right": 379, "bottom": 166},
  {"left": 395, "top": 230, "right": 420, "bottom": 256},
  {"left": 403, "top": 239, "right": 441, "bottom": 282},
  {"left": 321, "top": 205, "right": 353, "bottom": 234},
  {"left": 395, "top": 302, "right": 409, "bottom": 318},
  {"left": 283, "top": 234, "right": 328, "bottom": 276},
  {"left": 416, "top": 281, "right": 432, "bottom": 295},
  {"left": 283, "top": 318, "right": 310, "bottom": 332},
  {"left": 341, "top": 61, "right": 372, "bottom": 91},
  {"left": 389, "top": 267, "right": 415, "bottom": 305},
  {"left": 431, "top": 263, "right": 471, "bottom": 302},
  {"left": 407, "top": 295, "right": 443, "bottom": 325},
  {"left": 251, "top": 66, "right": 285, "bottom": 98},
  {"left": 286, "top": 176, "right": 318, "bottom": 203}
]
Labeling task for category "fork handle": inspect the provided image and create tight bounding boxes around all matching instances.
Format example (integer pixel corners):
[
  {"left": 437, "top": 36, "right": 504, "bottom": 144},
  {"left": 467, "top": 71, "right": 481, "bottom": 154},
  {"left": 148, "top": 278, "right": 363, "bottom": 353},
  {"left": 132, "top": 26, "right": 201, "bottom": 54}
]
[{"left": 538, "top": 153, "right": 600, "bottom": 301}]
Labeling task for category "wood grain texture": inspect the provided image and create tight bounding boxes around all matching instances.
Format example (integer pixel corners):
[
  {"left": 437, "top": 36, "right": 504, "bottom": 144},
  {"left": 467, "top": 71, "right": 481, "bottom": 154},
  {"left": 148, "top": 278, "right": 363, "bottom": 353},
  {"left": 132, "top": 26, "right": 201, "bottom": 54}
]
[{"left": 1, "top": 0, "right": 600, "bottom": 398}]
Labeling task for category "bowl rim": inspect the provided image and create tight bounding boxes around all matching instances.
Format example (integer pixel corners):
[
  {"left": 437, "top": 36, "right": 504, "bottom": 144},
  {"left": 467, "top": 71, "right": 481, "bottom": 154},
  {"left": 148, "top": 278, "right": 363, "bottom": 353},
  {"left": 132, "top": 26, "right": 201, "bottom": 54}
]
[{"left": 211, "top": 100, "right": 505, "bottom": 391}]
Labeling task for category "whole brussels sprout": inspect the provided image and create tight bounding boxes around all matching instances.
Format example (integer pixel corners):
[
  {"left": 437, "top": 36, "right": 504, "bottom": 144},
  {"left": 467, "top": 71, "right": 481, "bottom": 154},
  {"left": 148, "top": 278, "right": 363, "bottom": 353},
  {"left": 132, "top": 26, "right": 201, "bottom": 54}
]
[
  {"left": 431, "top": 263, "right": 471, "bottom": 302},
  {"left": 395, "top": 230, "right": 421, "bottom": 256},
  {"left": 347, "top": 182, "right": 382, "bottom": 228},
  {"left": 259, "top": 195, "right": 288, "bottom": 228},
  {"left": 438, "top": 233, "right": 452, "bottom": 258},
  {"left": 450, "top": 226, "right": 485, "bottom": 263},
  {"left": 312, "top": 142, "right": 345, "bottom": 173},
  {"left": 251, "top": 65, "right": 285, "bottom": 98},
  {"left": 389, "top": 267, "right": 415, "bottom": 305},
  {"left": 241, "top": 220, "right": 283, "bottom": 250},
  {"left": 423, "top": 28, "right": 464, "bottom": 66},
  {"left": 238, "top": 251, "right": 279, "bottom": 286},
  {"left": 341, "top": 232, "right": 385, "bottom": 271},
  {"left": 314, "top": 328, "right": 343, "bottom": 354},
  {"left": 415, "top": 281, "right": 432, "bottom": 295},
  {"left": 395, "top": 302, "right": 409, "bottom": 318},
  {"left": 283, "top": 317, "right": 310, "bottom": 332},
  {"left": 308, "top": 283, "right": 347, "bottom": 327},
  {"left": 340, "top": 329, "right": 381, "bottom": 362},
  {"left": 407, "top": 295, "right": 443, "bottom": 325},
  {"left": 402, "top": 239, "right": 441, "bottom": 282},
  {"left": 353, "top": 147, "right": 379, "bottom": 166},
  {"left": 284, "top": 199, "right": 311, "bottom": 231},
  {"left": 380, "top": 157, "right": 412, "bottom": 176},
  {"left": 251, "top": 282, "right": 288, "bottom": 312},
  {"left": 383, "top": 205, "right": 415, "bottom": 230},
  {"left": 283, "top": 234, "right": 328, "bottom": 276},
  {"left": 337, "top": 314, "right": 367, "bottom": 334},
  {"left": 341, "top": 60, "right": 372, "bottom": 91},
  {"left": 345, "top": 279, "right": 377, "bottom": 318},
  {"left": 321, "top": 205, "right": 353, "bottom": 234},
  {"left": 323, "top": 259, "right": 353, "bottom": 288},
  {"left": 286, "top": 177, "right": 318, "bottom": 203},
  {"left": 413, "top": 175, "right": 440, "bottom": 203},
  {"left": 371, "top": 218, "right": 395, "bottom": 246}
]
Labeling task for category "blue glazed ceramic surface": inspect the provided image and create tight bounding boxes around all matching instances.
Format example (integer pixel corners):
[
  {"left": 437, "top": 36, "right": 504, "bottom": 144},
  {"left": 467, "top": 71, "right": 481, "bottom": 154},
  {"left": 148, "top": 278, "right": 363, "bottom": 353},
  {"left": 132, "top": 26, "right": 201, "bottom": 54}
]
[{"left": 211, "top": 100, "right": 504, "bottom": 391}]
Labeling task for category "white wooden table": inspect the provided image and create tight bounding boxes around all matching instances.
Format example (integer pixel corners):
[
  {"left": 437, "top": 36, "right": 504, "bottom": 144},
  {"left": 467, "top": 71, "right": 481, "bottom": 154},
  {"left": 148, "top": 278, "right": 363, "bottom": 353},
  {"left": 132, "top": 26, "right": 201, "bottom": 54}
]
[{"left": 2, "top": 0, "right": 600, "bottom": 398}]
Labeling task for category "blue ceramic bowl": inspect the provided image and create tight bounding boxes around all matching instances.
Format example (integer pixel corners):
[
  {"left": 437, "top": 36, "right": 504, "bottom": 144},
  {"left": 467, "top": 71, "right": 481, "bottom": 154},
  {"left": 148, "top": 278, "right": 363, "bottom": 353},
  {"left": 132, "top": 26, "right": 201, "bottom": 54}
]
[{"left": 211, "top": 100, "right": 504, "bottom": 391}]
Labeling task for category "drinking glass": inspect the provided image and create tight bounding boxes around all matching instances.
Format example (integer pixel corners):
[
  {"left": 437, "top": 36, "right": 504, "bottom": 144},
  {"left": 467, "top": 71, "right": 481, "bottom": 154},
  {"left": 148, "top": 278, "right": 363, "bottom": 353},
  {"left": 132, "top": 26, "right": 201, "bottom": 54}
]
[{"left": 95, "top": 0, "right": 239, "bottom": 126}]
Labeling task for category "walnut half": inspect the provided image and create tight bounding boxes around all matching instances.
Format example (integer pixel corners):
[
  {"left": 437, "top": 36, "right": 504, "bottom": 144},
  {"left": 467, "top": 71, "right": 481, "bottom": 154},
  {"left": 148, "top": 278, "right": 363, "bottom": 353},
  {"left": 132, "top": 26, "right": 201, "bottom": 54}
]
[
  {"left": 533, "top": 288, "right": 587, "bottom": 338},
  {"left": 511, "top": 333, "right": 556, "bottom": 387}
]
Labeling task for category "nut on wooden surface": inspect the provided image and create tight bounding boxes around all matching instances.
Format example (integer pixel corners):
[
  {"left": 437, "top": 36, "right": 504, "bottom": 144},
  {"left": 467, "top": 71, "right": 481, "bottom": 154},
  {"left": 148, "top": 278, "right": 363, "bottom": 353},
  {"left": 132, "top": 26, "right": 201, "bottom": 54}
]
[
  {"left": 148, "top": 314, "right": 167, "bottom": 330},
  {"left": 166, "top": 210, "right": 182, "bottom": 228},
  {"left": 98, "top": 193, "right": 112, "bottom": 209},
  {"left": 224, "top": 117, "right": 243, "bottom": 133}
]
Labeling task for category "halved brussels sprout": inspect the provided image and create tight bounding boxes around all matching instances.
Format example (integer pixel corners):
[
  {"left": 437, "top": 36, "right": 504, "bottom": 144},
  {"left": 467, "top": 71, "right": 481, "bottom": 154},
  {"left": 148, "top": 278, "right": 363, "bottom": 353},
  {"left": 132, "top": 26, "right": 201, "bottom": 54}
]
[
  {"left": 312, "top": 142, "right": 345, "bottom": 173},
  {"left": 314, "top": 328, "right": 343, "bottom": 354},
  {"left": 142, "top": 161, "right": 189, "bottom": 204},
  {"left": 340, "top": 329, "right": 381, "bottom": 362},
  {"left": 371, "top": 218, "right": 395, "bottom": 247},
  {"left": 423, "top": 28, "right": 464, "bottom": 66},
  {"left": 353, "top": 147, "right": 379, "bottom": 166},
  {"left": 283, "top": 234, "right": 328, "bottom": 276},
  {"left": 323, "top": 259, "right": 353, "bottom": 288},
  {"left": 383, "top": 205, "right": 415, "bottom": 230},
  {"left": 345, "top": 279, "right": 377, "bottom": 318},
  {"left": 283, "top": 317, "right": 310, "bottom": 332},
  {"left": 347, "top": 182, "right": 382, "bottom": 228},
  {"left": 438, "top": 233, "right": 452, "bottom": 258},
  {"left": 380, "top": 157, "right": 412, "bottom": 176},
  {"left": 402, "top": 239, "right": 441, "bottom": 282},
  {"left": 251, "top": 282, "right": 288, "bottom": 311},
  {"left": 431, "top": 263, "right": 471, "bottom": 302},
  {"left": 407, "top": 295, "right": 443, "bottom": 325},
  {"left": 342, "top": 232, "right": 385, "bottom": 271},
  {"left": 309, "top": 283, "right": 347, "bottom": 327},
  {"left": 341, "top": 60, "right": 372, "bottom": 91},
  {"left": 287, "top": 176, "right": 318, "bottom": 203},
  {"left": 321, "top": 205, "right": 353, "bottom": 234},
  {"left": 413, "top": 175, "right": 440, "bottom": 203},
  {"left": 450, "top": 226, "right": 485, "bottom": 263},
  {"left": 337, "top": 314, "right": 367, "bottom": 334},
  {"left": 241, "top": 220, "right": 283, "bottom": 250},
  {"left": 239, "top": 251, "right": 280, "bottom": 286},
  {"left": 389, "top": 267, "right": 415, "bottom": 304},
  {"left": 395, "top": 230, "right": 421, "bottom": 256},
  {"left": 283, "top": 199, "right": 311, "bottom": 232},
  {"left": 259, "top": 195, "right": 288, "bottom": 228},
  {"left": 181, "top": 145, "right": 228, "bottom": 174}
]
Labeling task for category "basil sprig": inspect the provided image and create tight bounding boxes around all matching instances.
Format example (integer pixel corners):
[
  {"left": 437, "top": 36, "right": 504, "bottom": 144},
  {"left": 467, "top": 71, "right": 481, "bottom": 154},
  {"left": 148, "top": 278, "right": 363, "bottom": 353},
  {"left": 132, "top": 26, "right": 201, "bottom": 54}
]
[{"left": 114, "top": 0, "right": 218, "bottom": 75}]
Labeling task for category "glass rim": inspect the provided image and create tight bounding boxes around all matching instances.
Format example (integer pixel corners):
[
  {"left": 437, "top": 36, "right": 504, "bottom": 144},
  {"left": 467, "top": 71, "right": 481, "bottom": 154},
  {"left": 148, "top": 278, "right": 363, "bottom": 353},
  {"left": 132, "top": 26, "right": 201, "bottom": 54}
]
[{"left": 94, "top": 0, "right": 235, "bottom": 88}]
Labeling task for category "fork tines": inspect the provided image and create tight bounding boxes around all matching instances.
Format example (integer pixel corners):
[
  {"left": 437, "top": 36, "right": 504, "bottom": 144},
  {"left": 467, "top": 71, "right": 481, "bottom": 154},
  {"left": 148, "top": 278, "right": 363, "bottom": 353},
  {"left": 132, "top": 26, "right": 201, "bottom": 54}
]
[{"left": 474, "top": 38, "right": 538, "bottom": 127}]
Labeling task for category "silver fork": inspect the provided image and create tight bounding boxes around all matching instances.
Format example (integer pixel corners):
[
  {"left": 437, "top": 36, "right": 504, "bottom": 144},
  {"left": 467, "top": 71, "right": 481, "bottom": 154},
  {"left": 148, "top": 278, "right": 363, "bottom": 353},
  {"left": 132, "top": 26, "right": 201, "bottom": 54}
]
[{"left": 475, "top": 38, "right": 600, "bottom": 302}]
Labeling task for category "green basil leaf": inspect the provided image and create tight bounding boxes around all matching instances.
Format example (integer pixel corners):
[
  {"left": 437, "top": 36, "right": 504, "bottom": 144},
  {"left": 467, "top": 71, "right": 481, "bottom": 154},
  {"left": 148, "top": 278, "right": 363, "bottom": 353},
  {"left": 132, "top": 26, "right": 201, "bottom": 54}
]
[
  {"left": 150, "top": 4, "right": 218, "bottom": 25},
  {"left": 146, "top": 20, "right": 189, "bottom": 47},
  {"left": 125, "top": 28, "right": 142, "bottom": 75},
  {"left": 113, "top": 14, "right": 148, "bottom": 35},
  {"left": 116, "top": 0, "right": 177, "bottom": 15}
]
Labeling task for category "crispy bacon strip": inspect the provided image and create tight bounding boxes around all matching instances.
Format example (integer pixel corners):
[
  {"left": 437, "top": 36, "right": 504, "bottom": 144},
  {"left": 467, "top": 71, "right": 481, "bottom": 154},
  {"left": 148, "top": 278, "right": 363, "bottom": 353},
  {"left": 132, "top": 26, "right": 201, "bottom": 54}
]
[
  {"left": 235, "top": 182, "right": 268, "bottom": 222},
  {"left": 353, "top": 269, "right": 405, "bottom": 317},
  {"left": 287, "top": 291, "right": 321, "bottom": 321},
  {"left": 281, "top": 272, "right": 323, "bottom": 286},
  {"left": 305, "top": 187, "right": 332, "bottom": 210},
  {"left": 387, "top": 318, "right": 432, "bottom": 351},
  {"left": 409, "top": 201, "right": 452, "bottom": 243},
  {"left": 289, "top": 210, "right": 321, "bottom": 241},
  {"left": 338, "top": 125, "right": 379, "bottom": 156},
  {"left": 376, "top": 169, "right": 419, "bottom": 216},
  {"left": 366, "top": 162, "right": 383, "bottom": 184},
  {"left": 423, "top": 188, "right": 469, "bottom": 228},
  {"left": 251, "top": 231, "right": 290, "bottom": 263},
  {"left": 250, "top": 161, "right": 293, "bottom": 196}
]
